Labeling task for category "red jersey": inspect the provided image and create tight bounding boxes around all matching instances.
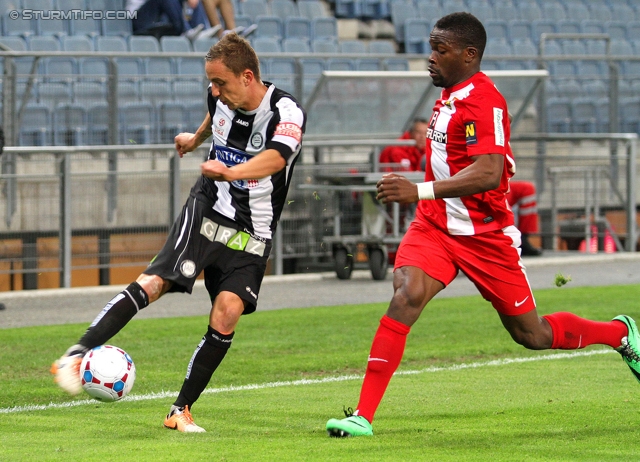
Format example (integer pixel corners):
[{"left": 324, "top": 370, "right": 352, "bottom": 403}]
[{"left": 417, "top": 72, "right": 515, "bottom": 235}]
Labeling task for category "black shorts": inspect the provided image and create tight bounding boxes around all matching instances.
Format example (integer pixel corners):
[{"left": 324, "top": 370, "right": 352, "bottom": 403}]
[{"left": 144, "top": 195, "right": 270, "bottom": 314}]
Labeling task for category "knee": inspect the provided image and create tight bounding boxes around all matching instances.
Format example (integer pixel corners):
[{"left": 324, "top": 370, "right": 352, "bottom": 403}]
[{"left": 136, "top": 274, "right": 170, "bottom": 302}]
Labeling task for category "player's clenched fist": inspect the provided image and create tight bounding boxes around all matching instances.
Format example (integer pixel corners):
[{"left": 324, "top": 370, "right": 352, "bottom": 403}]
[{"left": 376, "top": 173, "right": 419, "bottom": 204}]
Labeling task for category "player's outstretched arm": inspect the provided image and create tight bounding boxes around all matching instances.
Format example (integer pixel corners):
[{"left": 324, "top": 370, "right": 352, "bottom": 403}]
[
  {"left": 174, "top": 113, "right": 213, "bottom": 158},
  {"left": 201, "top": 148, "right": 286, "bottom": 182}
]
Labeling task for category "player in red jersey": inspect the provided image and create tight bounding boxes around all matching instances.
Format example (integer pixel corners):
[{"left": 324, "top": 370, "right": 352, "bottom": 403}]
[{"left": 326, "top": 12, "right": 640, "bottom": 437}]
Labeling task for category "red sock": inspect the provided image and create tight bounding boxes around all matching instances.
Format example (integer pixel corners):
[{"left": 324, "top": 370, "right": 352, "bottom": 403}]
[
  {"left": 543, "top": 312, "right": 627, "bottom": 349},
  {"left": 355, "top": 315, "right": 410, "bottom": 423}
]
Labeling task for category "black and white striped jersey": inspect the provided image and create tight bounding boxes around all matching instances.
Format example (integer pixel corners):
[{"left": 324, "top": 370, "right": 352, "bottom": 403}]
[{"left": 190, "top": 82, "right": 306, "bottom": 240}]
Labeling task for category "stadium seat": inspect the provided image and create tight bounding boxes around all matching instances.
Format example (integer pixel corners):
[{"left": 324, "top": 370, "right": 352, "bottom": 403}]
[
  {"left": 576, "top": 60, "right": 606, "bottom": 77},
  {"left": 79, "top": 58, "right": 109, "bottom": 82},
  {"left": 360, "top": 0, "right": 389, "bottom": 20},
  {"left": 0, "top": 37, "right": 34, "bottom": 76},
  {"left": 440, "top": 0, "right": 465, "bottom": 17},
  {"left": 311, "top": 38, "right": 338, "bottom": 53},
  {"left": 493, "top": 2, "right": 518, "bottom": 21},
  {"left": 53, "top": 103, "right": 88, "bottom": 146},
  {"left": 37, "top": 81, "right": 72, "bottom": 109},
  {"left": 333, "top": 0, "right": 362, "bottom": 19},
  {"left": 271, "top": 0, "right": 300, "bottom": 19},
  {"left": 68, "top": 16, "right": 101, "bottom": 37},
  {"left": 73, "top": 80, "right": 107, "bottom": 105},
  {"left": 627, "top": 21, "right": 640, "bottom": 42},
  {"left": 140, "top": 80, "right": 173, "bottom": 106},
  {"left": 562, "top": 40, "right": 586, "bottom": 56},
  {"left": 311, "top": 17, "right": 337, "bottom": 41},
  {"left": 339, "top": 40, "right": 367, "bottom": 54},
  {"left": 390, "top": 2, "right": 418, "bottom": 43},
  {"left": 298, "top": 0, "right": 328, "bottom": 19},
  {"left": 403, "top": 18, "right": 430, "bottom": 54},
  {"left": 299, "top": 57, "right": 325, "bottom": 100},
  {"left": 550, "top": 61, "right": 577, "bottom": 76},
  {"left": 240, "top": 0, "right": 269, "bottom": 22},
  {"left": 581, "top": 79, "right": 607, "bottom": 98},
  {"left": 61, "top": 35, "right": 93, "bottom": 52},
  {"left": 546, "top": 97, "right": 572, "bottom": 132},
  {"left": 556, "top": 20, "right": 580, "bottom": 35},
  {"left": 355, "top": 58, "right": 382, "bottom": 70},
  {"left": 120, "top": 102, "right": 156, "bottom": 144},
  {"left": 160, "top": 36, "right": 192, "bottom": 52},
  {"left": 326, "top": 57, "right": 354, "bottom": 70},
  {"left": 193, "top": 37, "right": 218, "bottom": 53},
  {"left": 511, "top": 38, "right": 537, "bottom": 69},
  {"left": 35, "top": 9, "right": 68, "bottom": 38},
  {"left": 173, "top": 80, "right": 205, "bottom": 104},
  {"left": 252, "top": 36, "right": 282, "bottom": 53},
  {"left": 284, "top": 17, "right": 312, "bottom": 40},
  {"left": 255, "top": 16, "right": 283, "bottom": 40},
  {"left": 57, "top": 0, "right": 86, "bottom": 9},
  {"left": 531, "top": 20, "right": 556, "bottom": 45},
  {"left": 555, "top": 79, "right": 583, "bottom": 99},
  {"left": 415, "top": 0, "right": 440, "bottom": 22},
  {"left": 266, "top": 57, "right": 297, "bottom": 95},
  {"left": 87, "top": 103, "right": 110, "bottom": 145},
  {"left": 117, "top": 80, "right": 139, "bottom": 101},
  {"left": 368, "top": 40, "right": 395, "bottom": 54},
  {"left": 484, "top": 20, "right": 509, "bottom": 42},
  {"left": 282, "top": 37, "right": 311, "bottom": 53},
  {"left": 2, "top": 11, "right": 36, "bottom": 38},
  {"left": 466, "top": 0, "right": 494, "bottom": 23},
  {"left": 541, "top": 39, "right": 562, "bottom": 56},
  {"left": 18, "top": 103, "right": 52, "bottom": 146},
  {"left": 540, "top": 1, "right": 566, "bottom": 21},
  {"left": 610, "top": 39, "right": 634, "bottom": 56},
  {"left": 571, "top": 97, "right": 597, "bottom": 133},
  {"left": 158, "top": 101, "right": 189, "bottom": 143},
  {"left": 588, "top": 3, "right": 612, "bottom": 22},
  {"left": 564, "top": 1, "right": 591, "bottom": 22},
  {"left": 508, "top": 20, "right": 532, "bottom": 43},
  {"left": 604, "top": 21, "right": 628, "bottom": 41},
  {"left": 306, "top": 101, "right": 342, "bottom": 134},
  {"left": 580, "top": 20, "right": 604, "bottom": 35},
  {"left": 384, "top": 57, "right": 409, "bottom": 70},
  {"left": 611, "top": 3, "right": 637, "bottom": 22},
  {"left": 619, "top": 97, "right": 640, "bottom": 134},
  {"left": 585, "top": 38, "right": 606, "bottom": 55},
  {"left": 484, "top": 38, "right": 513, "bottom": 57},
  {"left": 101, "top": 17, "right": 133, "bottom": 36}
]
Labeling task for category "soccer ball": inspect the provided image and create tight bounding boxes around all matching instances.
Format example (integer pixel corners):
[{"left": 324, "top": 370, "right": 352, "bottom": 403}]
[{"left": 80, "top": 345, "right": 136, "bottom": 402}]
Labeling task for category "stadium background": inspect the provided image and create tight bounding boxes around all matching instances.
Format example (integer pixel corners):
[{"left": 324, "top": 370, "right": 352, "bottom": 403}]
[{"left": 0, "top": 0, "right": 639, "bottom": 291}]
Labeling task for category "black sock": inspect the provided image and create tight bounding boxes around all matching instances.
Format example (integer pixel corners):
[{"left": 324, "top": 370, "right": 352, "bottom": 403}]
[
  {"left": 174, "top": 326, "right": 234, "bottom": 408},
  {"left": 78, "top": 282, "right": 149, "bottom": 349}
]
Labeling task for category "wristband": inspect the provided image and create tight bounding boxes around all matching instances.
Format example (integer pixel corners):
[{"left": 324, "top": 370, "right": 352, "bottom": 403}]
[{"left": 417, "top": 181, "right": 435, "bottom": 200}]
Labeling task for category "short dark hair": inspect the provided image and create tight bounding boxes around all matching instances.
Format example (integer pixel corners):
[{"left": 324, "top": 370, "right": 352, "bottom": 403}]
[
  {"left": 205, "top": 33, "right": 261, "bottom": 81},
  {"left": 434, "top": 12, "right": 486, "bottom": 60},
  {"left": 410, "top": 118, "right": 428, "bottom": 132}
]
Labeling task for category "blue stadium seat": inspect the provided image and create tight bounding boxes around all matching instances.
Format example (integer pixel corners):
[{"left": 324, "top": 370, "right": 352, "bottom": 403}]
[
  {"left": 390, "top": 2, "right": 418, "bottom": 43},
  {"left": 604, "top": 21, "right": 628, "bottom": 41},
  {"left": 466, "top": 0, "right": 494, "bottom": 22},
  {"left": 255, "top": 16, "right": 283, "bottom": 39},
  {"left": 266, "top": 57, "right": 297, "bottom": 95},
  {"left": 511, "top": 38, "right": 537, "bottom": 69},
  {"left": 271, "top": 0, "right": 300, "bottom": 19},
  {"left": 61, "top": 35, "right": 93, "bottom": 51},
  {"left": 57, "top": 0, "right": 85, "bottom": 9},
  {"left": 160, "top": 36, "right": 192, "bottom": 52},
  {"left": 102, "top": 17, "right": 133, "bottom": 36},
  {"left": 581, "top": 79, "right": 607, "bottom": 98},
  {"left": 326, "top": 57, "right": 354, "bottom": 70},
  {"left": 546, "top": 97, "right": 571, "bottom": 132},
  {"left": 173, "top": 80, "right": 204, "bottom": 104},
  {"left": 306, "top": 101, "right": 341, "bottom": 134},
  {"left": 576, "top": 60, "right": 607, "bottom": 77},
  {"left": 34, "top": 6, "right": 68, "bottom": 37},
  {"left": 556, "top": 20, "right": 580, "bottom": 35},
  {"left": 588, "top": 3, "right": 612, "bottom": 22},
  {"left": 0, "top": 37, "right": 34, "bottom": 76},
  {"left": 79, "top": 58, "right": 109, "bottom": 82},
  {"left": 299, "top": 57, "right": 324, "bottom": 100},
  {"left": 140, "top": 80, "right": 173, "bottom": 106},
  {"left": 72, "top": 80, "right": 107, "bottom": 105},
  {"left": 555, "top": 79, "right": 583, "bottom": 99},
  {"left": 87, "top": 103, "right": 109, "bottom": 145},
  {"left": 484, "top": 38, "right": 513, "bottom": 57},
  {"left": 580, "top": 20, "right": 604, "bottom": 35},
  {"left": 240, "top": 0, "right": 269, "bottom": 22},
  {"left": 384, "top": 57, "right": 409, "bottom": 70},
  {"left": 311, "top": 38, "right": 338, "bottom": 53},
  {"left": 117, "top": 80, "right": 139, "bottom": 101},
  {"left": 368, "top": 40, "right": 395, "bottom": 54},
  {"left": 177, "top": 57, "right": 204, "bottom": 77},
  {"left": 339, "top": 40, "right": 367, "bottom": 54},
  {"left": 333, "top": 0, "right": 362, "bottom": 18},
  {"left": 38, "top": 81, "right": 72, "bottom": 108},
  {"left": 96, "top": 35, "right": 127, "bottom": 51},
  {"left": 252, "top": 36, "right": 282, "bottom": 53},
  {"left": 282, "top": 37, "right": 311, "bottom": 53},
  {"left": 561, "top": 40, "right": 586, "bottom": 56},
  {"left": 484, "top": 19, "right": 509, "bottom": 42},
  {"left": 355, "top": 58, "right": 381, "bottom": 70},
  {"left": 403, "top": 18, "right": 430, "bottom": 54},
  {"left": 531, "top": 20, "right": 556, "bottom": 45},
  {"left": 311, "top": 17, "right": 337, "bottom": 40},
  {"left": 619, "top": 97, "right": 640, "bottom": 134},
  {"left": 19, "top": 103, "right": 53, "bottom": 146},
  {"left": 493, "top": 1, "right": 517, "bottom": 21},
  {"left": 120, "top": 102, "right": 155, "bottom": 144},
  {"left": 565, "top": 1, "right": 591, "bottom": 22},
  {"left": 284, "top": 17, "right": 312, "bottom": 40},
  {"left": 68, "top": 16, "right": 101, "bottom": 37},
  {"left": 193, "top": 37, "right": 218, "bottom": 53},
  {"left": 128, "top": 35, "right": 160, "bottom": 53},
  {"left": 540, "top": 1, "right": 566, "bottom": 21},
  {"left": 571, "top": 97, "right": 597, "bottom": 133},
  {"left": 53, "top": 102, "right": 87, "bottom": 146},
  {"left": 549, "top": 61, "right": 577, "bottom": 76},
  {"left": 508, "top": 20, "right": 532, "bottom": 42},
  {"left": 158, "top": 101, "right": 189, "bottom": 143},
  {"left": 610, "top": 38, "right": 634, "bottom": 56},
  {"left": 415, "top": 0, "right": 440, "bottom": 22},
  {"left": 611, "top": 3, "right": 636, "bottom": 22},
  {"left": 440, "top": 0, "right": 465, "bottom": 17},
  {"left": 361, "top": 0, "right": 389, "bottom": 20},
  {"left": 585, "top": 38, "right": 606, "bottom": 55},
  {"left": 298, "top": 0, "right": 328, "bottom": 19},
  {"left": 3, "top": 11, "right": 36, "bottom": 38},
  {"left": 627, "top": 21, "right": 640, "bottom": 41}
]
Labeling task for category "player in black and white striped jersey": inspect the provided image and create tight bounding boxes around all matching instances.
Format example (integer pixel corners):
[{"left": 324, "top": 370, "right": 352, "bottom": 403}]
[{"left": 52, "top": 33, "right": 306, "bottom": 433}]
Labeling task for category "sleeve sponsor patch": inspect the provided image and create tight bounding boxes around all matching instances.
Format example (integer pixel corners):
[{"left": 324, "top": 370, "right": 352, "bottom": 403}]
[
  {"left": 274, "top": 122, "right": 302, "bottom": 143},
  {"left": 465, "top": 121, "right": 477, "bottom": 145},
  {"left": 493, "top": 107, "right": 505, "bottom": 147}
]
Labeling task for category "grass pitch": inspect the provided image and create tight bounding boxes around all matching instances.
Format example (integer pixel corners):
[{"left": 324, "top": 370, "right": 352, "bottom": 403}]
[{"left": 1, "top": 284, "right": 639, "bottom": 461}]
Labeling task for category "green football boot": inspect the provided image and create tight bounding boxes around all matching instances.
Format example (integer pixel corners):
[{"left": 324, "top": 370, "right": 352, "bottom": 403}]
[
  {"left": 613, "top": 315, "right": 640, "bottom": 383},
  {"left": 326, "top": 408, "right": 373, "bottom": 437}
]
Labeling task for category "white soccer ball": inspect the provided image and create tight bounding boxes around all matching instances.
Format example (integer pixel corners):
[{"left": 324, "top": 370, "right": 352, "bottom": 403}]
[{"left": 80, "top": 345, "right": 136, "bottom": 402}]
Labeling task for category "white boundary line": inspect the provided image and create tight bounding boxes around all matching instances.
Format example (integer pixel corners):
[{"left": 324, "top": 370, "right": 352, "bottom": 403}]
[{"left": 0, "top": 349, "right": 616, "bottom": 414}]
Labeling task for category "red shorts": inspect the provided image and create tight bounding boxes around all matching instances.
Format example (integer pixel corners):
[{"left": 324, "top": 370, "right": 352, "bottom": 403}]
[{"left": 394, "top": 219, "right": 536, "bottom": 316}]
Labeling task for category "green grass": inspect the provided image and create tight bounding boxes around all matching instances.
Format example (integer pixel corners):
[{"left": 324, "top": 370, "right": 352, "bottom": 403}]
[{"left": 1, "top": 284, "right": 640, "bottom": 461}]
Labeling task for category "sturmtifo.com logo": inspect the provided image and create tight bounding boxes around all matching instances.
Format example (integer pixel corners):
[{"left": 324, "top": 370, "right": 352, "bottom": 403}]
[{"left": 8, "top": 9, "right": 137, "bottom": 20}]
